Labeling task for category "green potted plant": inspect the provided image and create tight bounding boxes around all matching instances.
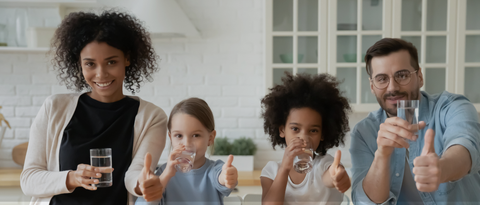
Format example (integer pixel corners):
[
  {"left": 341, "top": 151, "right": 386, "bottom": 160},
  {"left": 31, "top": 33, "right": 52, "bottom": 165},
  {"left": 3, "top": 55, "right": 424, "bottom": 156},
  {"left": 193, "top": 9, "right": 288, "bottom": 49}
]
[{"left": 210, "top": 137, "right": 257, "bottom": 171}]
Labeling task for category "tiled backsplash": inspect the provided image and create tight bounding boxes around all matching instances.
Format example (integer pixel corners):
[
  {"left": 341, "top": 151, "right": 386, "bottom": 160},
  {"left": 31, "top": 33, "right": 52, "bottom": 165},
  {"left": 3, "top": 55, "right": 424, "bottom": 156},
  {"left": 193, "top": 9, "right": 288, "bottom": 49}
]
[{"left": 0, "top": 0, "right": 369, "bottom": 170}]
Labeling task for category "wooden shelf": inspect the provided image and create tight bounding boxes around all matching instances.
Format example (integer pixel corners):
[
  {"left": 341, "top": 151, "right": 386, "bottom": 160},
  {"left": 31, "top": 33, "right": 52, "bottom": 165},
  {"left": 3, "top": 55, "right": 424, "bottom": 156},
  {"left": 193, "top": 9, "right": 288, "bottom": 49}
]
[{"left": 0, "top": 47, "right": 49, "bottom": 52}]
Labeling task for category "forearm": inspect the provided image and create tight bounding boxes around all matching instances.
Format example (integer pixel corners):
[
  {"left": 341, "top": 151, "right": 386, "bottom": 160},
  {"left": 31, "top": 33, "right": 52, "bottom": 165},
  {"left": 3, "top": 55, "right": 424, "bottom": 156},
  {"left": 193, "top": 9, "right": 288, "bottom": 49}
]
[
  {"left": 158, "top": 173, "right": 173, "bottom": 194},
  {"left": 362, "top": 151, "right": 392, "bottom": 203},
  {"left": 263, "top": 168, "right": 290, "bottom": 205},
  {"left": 439, "top": 145, "right": 472, "bottom": 182},
  {"left": 322, "top": 169, "right": 334, "bottom": 188}
]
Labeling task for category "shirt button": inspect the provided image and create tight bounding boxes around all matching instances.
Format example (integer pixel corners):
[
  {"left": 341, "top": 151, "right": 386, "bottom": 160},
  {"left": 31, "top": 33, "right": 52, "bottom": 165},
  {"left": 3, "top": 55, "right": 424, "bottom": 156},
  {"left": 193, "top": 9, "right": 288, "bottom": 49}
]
[{"left": 396, "top": 173, "right": 400, "bottom": 177}]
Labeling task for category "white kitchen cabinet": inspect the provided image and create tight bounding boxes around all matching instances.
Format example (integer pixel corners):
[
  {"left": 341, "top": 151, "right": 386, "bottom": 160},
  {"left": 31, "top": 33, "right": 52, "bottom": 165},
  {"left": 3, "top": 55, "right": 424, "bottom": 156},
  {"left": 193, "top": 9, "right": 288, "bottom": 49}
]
[
  {"left": 391, "top": 0, "right": 456, "bottom": 96},
  {"left": 266, "top": 0, "right": 480, "bottom": 112},
  {"left": 456, "top": 0, "right": 480, "bottom": 111}
]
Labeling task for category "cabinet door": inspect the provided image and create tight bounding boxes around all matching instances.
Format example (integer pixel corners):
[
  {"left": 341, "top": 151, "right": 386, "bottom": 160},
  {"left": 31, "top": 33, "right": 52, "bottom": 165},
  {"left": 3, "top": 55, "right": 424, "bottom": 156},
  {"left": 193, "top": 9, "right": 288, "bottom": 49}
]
[
  {"left": 266, "top": 0, "right": 328, "bottom": 88},
  {"left": 456, "top": 0, "right": 480, "bottom": 107},
  {"left": 392, "top": 0, "right": 456, "bottom": 95},
  {"left": 328, "top": 0, "right": 391, "bottom": 111}
]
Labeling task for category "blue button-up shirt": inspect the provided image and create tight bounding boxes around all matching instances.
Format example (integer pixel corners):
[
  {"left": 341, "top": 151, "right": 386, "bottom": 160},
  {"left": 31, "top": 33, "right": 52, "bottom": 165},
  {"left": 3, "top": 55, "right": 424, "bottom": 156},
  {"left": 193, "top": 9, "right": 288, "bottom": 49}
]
[{"left": 350, "top": 91, "right": 480, "bottom": 205}]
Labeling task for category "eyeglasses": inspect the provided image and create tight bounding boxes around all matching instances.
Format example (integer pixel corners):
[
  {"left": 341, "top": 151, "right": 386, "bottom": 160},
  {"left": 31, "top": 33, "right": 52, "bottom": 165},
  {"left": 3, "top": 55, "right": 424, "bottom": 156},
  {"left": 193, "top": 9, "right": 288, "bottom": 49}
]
[{"left": 370, "top": 70, "right": 418, "bottom": 89}]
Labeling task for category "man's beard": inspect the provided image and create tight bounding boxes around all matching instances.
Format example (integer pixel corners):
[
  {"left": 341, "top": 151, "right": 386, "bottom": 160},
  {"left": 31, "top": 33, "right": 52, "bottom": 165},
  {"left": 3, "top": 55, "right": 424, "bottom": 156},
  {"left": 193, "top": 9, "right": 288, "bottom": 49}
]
[{"left": 375, "top": 90, "right": 420, "bottom": 117}]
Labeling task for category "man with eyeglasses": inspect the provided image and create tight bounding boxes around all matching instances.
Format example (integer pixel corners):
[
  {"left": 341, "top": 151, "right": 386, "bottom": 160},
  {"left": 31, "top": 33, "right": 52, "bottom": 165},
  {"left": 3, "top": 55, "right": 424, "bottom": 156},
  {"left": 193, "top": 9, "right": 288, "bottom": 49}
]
[{"left": 349, "top": 38, "right": 480, "bottom": 205}]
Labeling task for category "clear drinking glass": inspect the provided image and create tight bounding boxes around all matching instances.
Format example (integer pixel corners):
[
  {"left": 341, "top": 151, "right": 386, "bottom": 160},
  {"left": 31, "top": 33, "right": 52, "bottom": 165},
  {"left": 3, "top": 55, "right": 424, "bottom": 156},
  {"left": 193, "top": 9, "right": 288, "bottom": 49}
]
[
  {"left": 175, "top": 144, "right": 196, "bottom": 173},
  {"left": 293, "top": 138, "right": 314, "bottom": 174},
  {"left": 397, "top": 100, "right": 419, "bottom": 141},
  {"left": 90, "top": 148, "right": 112, "bottom": 187}
]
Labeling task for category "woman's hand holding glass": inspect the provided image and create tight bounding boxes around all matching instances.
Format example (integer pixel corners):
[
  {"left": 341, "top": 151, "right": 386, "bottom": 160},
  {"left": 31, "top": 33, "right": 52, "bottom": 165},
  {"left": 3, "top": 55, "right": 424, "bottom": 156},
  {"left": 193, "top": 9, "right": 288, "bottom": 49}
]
[{"left": 66, "top": 164, "right": 114, "bottom": 191}]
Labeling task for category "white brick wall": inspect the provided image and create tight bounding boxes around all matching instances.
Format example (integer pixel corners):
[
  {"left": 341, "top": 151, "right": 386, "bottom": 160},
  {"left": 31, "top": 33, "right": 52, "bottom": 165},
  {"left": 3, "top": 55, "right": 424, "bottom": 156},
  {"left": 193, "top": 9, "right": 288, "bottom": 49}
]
[{"left": 0, "top": 0, "right": 362, "bottom": 170}]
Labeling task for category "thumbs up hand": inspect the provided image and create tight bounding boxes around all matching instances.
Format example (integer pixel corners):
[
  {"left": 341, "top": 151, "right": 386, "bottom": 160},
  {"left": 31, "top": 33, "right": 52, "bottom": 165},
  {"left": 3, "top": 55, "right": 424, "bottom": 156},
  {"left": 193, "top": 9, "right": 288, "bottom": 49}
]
[
  {"left": 328, "top": 150, "right": 351, "bottom": 193},
  {"left": 136, "top": 153, "right": 163, "bottom": 201},
  {"left": 413, "top": 129, "right": 441, "bottom": 192},
  {"left": 219, "top": 155, "right": 238, "bottom": 189}
]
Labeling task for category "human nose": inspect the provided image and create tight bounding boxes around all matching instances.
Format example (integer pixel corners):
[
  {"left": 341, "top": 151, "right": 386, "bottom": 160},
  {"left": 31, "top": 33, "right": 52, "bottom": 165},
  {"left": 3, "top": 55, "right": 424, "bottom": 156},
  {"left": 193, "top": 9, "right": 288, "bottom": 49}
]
[
  {"left": 95, "top": 65, "right": 109, "bottom": 78},
  {"left": 385, "top": 75, "right": 400, "bottom": 92}
]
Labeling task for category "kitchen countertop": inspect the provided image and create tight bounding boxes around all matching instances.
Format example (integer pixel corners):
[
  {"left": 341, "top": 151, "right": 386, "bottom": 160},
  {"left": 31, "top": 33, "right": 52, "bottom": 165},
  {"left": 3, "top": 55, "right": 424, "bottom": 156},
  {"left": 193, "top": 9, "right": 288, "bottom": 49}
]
[
  {"left": 0, "top": 169, "right": 22, "bottom": 187},
  {"left": 0, "top": 169, "right": 262, "bottom": 187}
]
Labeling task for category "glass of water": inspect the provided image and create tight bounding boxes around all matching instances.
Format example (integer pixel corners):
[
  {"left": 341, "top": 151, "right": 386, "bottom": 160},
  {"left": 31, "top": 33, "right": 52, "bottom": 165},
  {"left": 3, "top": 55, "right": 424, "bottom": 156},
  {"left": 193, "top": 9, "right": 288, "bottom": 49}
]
[
  {"left": 175, "top": 144, "right": 196, "bottom": 173},
  {"left": 397, "top": 100, "right": 420, "bottom": 141},
  {"left": 293, "top": 138, "right": 314, "bottom": 174},
  {"left": 90, "top": 148, "right": 112, "bottom": 187}
]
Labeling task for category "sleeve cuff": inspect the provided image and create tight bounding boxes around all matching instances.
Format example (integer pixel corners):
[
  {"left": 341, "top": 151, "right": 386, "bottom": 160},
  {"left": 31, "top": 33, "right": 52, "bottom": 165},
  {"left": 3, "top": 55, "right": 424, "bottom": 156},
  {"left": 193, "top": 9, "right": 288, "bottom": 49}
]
[
  {"left": 61, "top": 170, "right": 75, "bottom": 194},
  {"left": 353, "top": 178, "right": 396, "bottom": 205},
  {"left": 126, "top": 170, "right": 142, "bottom": 197},
  {"left": 214, "top": 167, "right": 233, "bottom": 196},
  {"left": 443, "top": 137, "right": 479, "bottom": 174}
]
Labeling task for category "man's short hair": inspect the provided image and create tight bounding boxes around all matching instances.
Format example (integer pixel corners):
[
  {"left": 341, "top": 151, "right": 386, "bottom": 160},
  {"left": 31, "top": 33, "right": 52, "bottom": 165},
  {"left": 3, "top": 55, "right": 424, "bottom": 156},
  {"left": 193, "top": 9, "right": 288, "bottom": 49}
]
[{"left": 365, "top": 38, "right": 420, "bottom": 77}]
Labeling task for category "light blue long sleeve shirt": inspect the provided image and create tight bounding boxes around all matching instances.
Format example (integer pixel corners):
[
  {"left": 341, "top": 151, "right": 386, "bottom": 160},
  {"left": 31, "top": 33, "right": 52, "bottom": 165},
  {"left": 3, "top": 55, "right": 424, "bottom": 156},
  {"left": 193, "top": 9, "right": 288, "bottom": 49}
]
[
  {"left": 350, "top": 91, "right": 480, "bottom": 205},
  {"left": 135, "top": 158, "right": 233, "bottom": 205}
]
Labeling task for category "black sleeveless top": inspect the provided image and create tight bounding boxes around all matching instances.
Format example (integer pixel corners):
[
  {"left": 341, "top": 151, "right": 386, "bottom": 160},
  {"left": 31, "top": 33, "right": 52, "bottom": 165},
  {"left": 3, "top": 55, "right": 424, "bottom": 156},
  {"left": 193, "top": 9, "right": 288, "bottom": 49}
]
[{"left": 50, "top": 94, "right": 139, "bottom": 205}]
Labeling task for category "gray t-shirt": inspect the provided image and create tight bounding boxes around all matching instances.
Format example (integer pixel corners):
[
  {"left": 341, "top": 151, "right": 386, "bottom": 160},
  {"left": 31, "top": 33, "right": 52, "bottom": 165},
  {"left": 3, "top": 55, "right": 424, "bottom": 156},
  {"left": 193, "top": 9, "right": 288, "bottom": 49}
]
[
  {"left": 397, "top": 150, "right": 424, "bottom": 204},
  {"left": 135, "top": 158, "right": 233, "bottom": 205}
]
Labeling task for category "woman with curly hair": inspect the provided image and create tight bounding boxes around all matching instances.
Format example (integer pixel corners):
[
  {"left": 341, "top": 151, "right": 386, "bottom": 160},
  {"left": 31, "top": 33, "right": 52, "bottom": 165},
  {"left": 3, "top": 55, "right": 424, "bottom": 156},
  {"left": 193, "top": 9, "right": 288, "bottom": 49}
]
[
  {"left": 20, "top": 10, "right": 167, "bottom": 205},
  {"left": 260, "top": 73, "right": 352, "bottom": 205}
]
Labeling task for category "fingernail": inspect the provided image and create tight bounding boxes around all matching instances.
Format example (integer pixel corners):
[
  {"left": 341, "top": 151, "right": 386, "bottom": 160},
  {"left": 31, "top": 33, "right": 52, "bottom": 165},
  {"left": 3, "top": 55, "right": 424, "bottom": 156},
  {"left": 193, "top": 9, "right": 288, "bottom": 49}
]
[
  {"left": 96, "top": 173, "right": 101, "bottom": 177},
  {"left": 94, "top": 180, "right": 99, "bottom": 183}
]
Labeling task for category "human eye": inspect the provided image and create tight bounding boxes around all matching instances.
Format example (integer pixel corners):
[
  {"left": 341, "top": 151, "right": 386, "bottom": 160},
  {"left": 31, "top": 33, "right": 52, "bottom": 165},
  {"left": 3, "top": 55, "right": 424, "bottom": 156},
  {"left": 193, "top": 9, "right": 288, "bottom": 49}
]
[
  {"left": 291, "top": 127, "right": 299, "bottom": 132},
  {"left": 107, "top": 60, "right": 116, "bottom": 65},
  {"left": 396, "top": 71, "right": 410, "bottom": 80},
  {"left": 375, "top": 75, "right": 388, "bottom": 83},
  {"left": 84, "top": 62, "right": 94, "bottom": 67}
]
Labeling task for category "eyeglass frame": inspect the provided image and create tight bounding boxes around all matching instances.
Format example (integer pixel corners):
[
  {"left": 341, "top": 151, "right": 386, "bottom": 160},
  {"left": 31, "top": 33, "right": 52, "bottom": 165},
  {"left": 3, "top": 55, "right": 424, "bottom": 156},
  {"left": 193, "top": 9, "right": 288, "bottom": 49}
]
[{"left": 369, "top": 69, "right": 418, "bottom": 90}]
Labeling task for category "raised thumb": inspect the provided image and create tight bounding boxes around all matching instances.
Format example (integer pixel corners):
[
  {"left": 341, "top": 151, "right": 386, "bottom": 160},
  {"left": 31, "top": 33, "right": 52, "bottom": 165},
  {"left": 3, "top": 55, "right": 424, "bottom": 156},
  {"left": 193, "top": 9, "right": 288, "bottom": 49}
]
[
  {"left": 330, "top": 150, "right": 341, "bottom": 176},
  {"left": 224, "top": 155, "right": 234, "bottom": 169},
  {"left": 143, "top": 152, "right": 152, "bottom": 178},
  {"left": 421, "top": 129, "right": 436, "bottom": 156}
]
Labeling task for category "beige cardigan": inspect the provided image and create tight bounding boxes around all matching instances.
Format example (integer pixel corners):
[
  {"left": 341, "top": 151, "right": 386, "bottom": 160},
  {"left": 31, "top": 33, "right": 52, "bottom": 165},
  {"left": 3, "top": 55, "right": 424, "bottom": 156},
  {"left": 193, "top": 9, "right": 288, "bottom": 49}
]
[{"left": 20, "top": 93, "right": 167, "bottom": 205}]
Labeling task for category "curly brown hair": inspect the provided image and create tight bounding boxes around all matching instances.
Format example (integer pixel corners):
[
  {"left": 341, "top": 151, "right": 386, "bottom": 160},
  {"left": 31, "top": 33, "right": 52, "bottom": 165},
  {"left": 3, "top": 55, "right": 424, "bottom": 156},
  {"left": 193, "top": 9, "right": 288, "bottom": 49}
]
[
  {"left": 50, "top": 9, "right": 159, "bottom": 94},
  {"left": 261, "top": 73, "right": 351, "bottom": 156}
]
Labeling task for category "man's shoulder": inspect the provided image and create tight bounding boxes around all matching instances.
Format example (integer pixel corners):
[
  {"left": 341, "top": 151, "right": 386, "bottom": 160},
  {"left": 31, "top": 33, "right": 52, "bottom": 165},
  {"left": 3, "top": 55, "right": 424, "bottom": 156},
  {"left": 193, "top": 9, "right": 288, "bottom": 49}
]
[
  {"left": 426, "top": 91, "right": 473, "bottom": 112},
  {"left": 427, "top": 91, "right": 469, "bottom": 104},
  {"left": 352, "top": 109, "right": 384, "bottom": 135}
]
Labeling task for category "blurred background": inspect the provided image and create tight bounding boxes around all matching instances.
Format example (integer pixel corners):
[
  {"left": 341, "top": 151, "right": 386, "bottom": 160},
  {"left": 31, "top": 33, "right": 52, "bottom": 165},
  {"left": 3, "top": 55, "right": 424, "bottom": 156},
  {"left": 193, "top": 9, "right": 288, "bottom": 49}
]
[{"left": 1, "top": 0, "right": 480, "bottom": 204}]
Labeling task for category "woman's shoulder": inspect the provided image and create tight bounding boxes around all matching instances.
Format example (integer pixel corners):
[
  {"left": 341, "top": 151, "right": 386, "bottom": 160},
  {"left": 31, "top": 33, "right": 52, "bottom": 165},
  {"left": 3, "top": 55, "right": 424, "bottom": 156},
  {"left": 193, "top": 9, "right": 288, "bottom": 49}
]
[
  {"left": 44, "top": 93, "right": 82, "bottom": 104},
  {"left": 133, "top": 96, "right": 167, "bottom": 118},
  {"left": 40, "top": 93, "right": 82, "bottom": 112}
]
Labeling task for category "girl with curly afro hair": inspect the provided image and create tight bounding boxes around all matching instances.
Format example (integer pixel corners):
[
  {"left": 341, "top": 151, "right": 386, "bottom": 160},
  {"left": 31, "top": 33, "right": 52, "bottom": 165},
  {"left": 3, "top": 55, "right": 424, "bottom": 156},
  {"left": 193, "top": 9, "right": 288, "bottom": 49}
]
[
  {"left": 21, "top": 10, "right": 168, "bottom": 205},
  {"left": 260, "top": 73, "right": 352, "bottom": 204}
]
